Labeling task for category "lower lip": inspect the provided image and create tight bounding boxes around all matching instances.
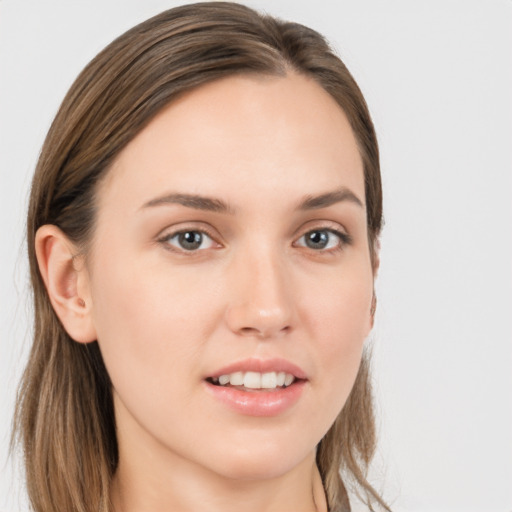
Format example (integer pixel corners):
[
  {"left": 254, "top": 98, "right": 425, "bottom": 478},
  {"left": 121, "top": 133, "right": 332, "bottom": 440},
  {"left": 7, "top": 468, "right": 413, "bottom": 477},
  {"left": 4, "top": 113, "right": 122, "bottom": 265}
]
[{"left": 204, "top": 380, "right": 306, "bottom": 417}]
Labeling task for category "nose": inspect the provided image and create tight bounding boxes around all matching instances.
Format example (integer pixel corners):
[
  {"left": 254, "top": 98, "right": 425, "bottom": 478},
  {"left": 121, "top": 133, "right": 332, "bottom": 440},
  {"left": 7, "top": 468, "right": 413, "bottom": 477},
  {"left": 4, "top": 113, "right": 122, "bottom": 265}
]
[{"left": 224, "top": 247, "right": 296, "bottom": 339}]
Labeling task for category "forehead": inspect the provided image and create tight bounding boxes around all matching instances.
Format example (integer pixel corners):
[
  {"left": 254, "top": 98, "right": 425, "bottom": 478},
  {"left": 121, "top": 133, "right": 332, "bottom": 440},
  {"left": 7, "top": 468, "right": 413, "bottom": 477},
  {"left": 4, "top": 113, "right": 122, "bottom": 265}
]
[{"left": 100, "top": 72, "right": 364, "bottom": 212}]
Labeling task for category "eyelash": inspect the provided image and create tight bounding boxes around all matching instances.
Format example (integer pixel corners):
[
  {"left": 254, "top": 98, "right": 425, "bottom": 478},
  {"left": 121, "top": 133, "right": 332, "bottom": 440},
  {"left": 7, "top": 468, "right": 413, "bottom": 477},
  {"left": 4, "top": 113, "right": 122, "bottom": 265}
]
[
  {"left": 157, "top": 225, "right": 352, "bottom": 254},
  {"left": 157, "top": 226, "right": 220, "bottom": 253},
  {"left": 293, "top": 228, "right": 352, "bottom": 253}
]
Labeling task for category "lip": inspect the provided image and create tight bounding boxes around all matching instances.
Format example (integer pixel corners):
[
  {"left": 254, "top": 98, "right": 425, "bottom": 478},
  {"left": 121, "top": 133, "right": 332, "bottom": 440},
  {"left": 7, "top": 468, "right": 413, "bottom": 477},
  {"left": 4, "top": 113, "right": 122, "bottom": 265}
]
[
  {"left": 204, "top": 379, "right": 306, "bottom": 417},
  {"left": 204, "top": 357, "right": 308, "bottom": 417},
  {"left": 206, "top": 357, "right": 308, "bottom": 380}
]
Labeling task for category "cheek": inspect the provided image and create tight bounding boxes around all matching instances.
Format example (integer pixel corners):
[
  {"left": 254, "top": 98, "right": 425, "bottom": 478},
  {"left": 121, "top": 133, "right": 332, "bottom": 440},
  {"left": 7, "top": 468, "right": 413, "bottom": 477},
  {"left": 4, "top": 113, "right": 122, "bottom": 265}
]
[
  {"left": 306, "top": 264, "right": 372, "bottom": 342},
  {"left": 88, "top": 258, "right": 223, "bottom": 450},
  {"left": 87, "top": 247, "right": 220, "bottom": 396},
  {"left": 302, "top": 266, "right": 372, "bottom": 410}
]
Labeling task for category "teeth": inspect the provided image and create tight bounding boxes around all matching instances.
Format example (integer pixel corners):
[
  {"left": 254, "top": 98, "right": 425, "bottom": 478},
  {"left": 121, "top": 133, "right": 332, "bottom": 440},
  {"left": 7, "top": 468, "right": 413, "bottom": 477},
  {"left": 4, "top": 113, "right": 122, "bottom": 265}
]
[
  {"left": 213, "top": 371, "right": 296, "bottom": 389},
  {"left": 261, "top": 372, "right": 277, "bottom": 389},
  {"left": 244, "top": 371, "right": 261, "bottom": 389},
  {"left": 230, "top": 371, "right": 244, "bottom": 386},
  {"left": 218, "top": 374, "right": 230, "bottom": 386}
]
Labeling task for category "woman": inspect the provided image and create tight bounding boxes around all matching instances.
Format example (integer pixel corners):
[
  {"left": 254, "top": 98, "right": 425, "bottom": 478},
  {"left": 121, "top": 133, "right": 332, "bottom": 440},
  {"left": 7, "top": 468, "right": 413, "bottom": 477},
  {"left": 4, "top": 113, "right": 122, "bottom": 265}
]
[{"left": 13, "top": 2, "right": 389, "bottom": 511}]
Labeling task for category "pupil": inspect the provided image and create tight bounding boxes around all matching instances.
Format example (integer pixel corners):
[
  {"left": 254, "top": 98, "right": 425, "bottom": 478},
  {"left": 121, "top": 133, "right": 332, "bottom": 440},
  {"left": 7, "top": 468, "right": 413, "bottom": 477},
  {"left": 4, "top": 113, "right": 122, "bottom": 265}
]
[
  {"left": 307, "top": 231, "right": 328, "bottom": 249},
  {"left": 179, "top": 231, "right": 202, "bottom": 250}
]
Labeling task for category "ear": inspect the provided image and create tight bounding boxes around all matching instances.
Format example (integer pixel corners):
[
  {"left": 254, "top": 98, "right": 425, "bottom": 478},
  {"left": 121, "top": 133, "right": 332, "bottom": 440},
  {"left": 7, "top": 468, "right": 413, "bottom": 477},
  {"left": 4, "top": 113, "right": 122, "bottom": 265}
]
[{"left": 35, "top": 225, "right": 97, "bottom": 343}]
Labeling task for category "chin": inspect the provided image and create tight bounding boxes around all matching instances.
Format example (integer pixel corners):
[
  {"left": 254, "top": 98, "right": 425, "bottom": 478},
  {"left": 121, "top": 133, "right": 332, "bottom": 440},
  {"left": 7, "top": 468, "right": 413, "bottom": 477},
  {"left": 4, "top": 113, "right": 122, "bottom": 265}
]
[{"left": 204, "top": 438, "right": 314, "bottom": 481}]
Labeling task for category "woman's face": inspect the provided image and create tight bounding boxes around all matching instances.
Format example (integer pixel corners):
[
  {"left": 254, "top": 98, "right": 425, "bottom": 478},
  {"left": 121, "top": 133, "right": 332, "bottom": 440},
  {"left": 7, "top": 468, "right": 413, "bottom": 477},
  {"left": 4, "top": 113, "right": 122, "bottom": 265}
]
[{"left": 83, "top": 72, "right": 374, "bottom": 481}]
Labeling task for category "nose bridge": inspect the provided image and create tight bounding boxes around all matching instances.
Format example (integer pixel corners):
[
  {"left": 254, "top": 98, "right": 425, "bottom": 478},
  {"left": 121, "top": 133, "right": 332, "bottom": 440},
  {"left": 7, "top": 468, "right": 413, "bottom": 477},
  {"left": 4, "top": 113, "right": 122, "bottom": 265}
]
[{"left": 225, "top": 238, "right": 295, "bottom": 338}]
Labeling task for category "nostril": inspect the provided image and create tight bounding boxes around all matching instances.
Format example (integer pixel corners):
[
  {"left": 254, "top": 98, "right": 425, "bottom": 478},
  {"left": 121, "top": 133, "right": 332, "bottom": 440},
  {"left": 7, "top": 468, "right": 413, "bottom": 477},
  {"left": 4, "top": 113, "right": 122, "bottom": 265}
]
[
  {"left": 239, "top": 327, "right": 261, "bottom": 336},
  {"left": 239, "top": 325, "right": 292, "bottom": 338}
]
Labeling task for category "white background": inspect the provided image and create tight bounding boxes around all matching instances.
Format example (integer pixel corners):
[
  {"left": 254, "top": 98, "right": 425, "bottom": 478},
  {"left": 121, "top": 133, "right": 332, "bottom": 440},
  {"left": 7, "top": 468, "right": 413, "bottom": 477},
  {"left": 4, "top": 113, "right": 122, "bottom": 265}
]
[{"left": 1, "top": 1, "right": 511, "bottom": 511}]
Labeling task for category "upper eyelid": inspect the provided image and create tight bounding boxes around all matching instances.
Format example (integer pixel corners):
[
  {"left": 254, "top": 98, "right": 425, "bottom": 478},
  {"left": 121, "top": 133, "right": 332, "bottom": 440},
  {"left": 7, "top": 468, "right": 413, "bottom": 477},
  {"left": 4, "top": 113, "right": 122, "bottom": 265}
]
[
  {"left": 157, "top": 222, "right": 221, "bottom": 241},
  {"left": 156, "top": 227, "right": 222, "bottom": 255},
  {"left": 155, "top": 220, "right": 351, "bottom": 244},
  {"left": 292, "top": 219, "right": 350, "bottom": 238},
  {"left": 294, "top": 228, "right": 351, "bottom": 247}
]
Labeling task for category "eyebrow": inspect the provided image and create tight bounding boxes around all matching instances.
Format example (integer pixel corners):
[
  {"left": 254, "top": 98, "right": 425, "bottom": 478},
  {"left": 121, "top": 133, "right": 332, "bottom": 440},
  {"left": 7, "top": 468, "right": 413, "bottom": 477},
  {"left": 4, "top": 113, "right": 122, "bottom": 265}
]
[
  {"left": 141, "top": 193, "right": 232, "bottom": 213},
  {"left": 140, "top": 187, "right": 363, "bottom": 214},
  {"left": 298, "top": 187, "right": 363, "bottom": 210}
]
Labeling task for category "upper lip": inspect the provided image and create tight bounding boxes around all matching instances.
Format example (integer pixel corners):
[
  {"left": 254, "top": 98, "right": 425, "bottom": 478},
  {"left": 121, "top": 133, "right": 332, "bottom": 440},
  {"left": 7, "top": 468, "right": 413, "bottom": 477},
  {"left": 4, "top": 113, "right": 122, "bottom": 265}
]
[{"left": 207, "top": 357, "right": 308, "bottom": 380}]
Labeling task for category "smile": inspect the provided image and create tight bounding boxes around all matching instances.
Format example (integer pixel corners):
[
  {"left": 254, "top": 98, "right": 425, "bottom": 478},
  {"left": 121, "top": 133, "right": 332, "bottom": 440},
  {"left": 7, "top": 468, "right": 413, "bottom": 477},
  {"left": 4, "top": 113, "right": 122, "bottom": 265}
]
[
  {"left": 204, "top": 358, "right": 307, "bottom": 416},
  {"left": 207, "top": 371, "right": 296, "bottom": 390}
]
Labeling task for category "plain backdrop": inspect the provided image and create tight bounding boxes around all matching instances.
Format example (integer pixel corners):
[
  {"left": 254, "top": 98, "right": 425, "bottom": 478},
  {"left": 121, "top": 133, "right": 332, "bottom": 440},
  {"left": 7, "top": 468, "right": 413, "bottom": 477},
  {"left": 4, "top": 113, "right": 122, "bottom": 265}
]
[{"left": 1, "top": 1, "right": 511, "bottom": 511}]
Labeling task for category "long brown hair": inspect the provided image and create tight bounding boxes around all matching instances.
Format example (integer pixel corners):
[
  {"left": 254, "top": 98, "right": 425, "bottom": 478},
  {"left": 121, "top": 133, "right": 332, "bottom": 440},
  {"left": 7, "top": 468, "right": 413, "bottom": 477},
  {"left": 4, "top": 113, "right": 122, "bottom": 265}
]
[{"left": 13, "top": 3, "right": 387, "bottom": 511}]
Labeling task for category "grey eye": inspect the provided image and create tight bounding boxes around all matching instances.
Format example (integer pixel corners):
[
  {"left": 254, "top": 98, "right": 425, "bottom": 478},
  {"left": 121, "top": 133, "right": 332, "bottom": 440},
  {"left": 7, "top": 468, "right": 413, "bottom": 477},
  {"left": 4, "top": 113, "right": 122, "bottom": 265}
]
[
  {"left": 296, "top": 229, "right": 342, "bottom": 250},
  {"left": 166, "top": 231, "right": 215, "bottom": 251}
]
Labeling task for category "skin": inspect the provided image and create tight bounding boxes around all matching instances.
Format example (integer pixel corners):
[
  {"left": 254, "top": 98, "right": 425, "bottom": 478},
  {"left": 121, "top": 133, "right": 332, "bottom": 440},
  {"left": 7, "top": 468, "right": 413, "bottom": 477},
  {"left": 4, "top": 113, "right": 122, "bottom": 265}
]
[{"left": 37, "top": 72, "right": 375, "bottom": 512}]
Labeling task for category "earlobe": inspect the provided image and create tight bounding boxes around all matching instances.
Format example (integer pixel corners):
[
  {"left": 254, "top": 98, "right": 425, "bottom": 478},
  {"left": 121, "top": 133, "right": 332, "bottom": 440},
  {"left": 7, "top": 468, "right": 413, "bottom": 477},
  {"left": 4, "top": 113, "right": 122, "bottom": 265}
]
[{"left": 35, "top": 225, "right": 97, "bottom": 343}]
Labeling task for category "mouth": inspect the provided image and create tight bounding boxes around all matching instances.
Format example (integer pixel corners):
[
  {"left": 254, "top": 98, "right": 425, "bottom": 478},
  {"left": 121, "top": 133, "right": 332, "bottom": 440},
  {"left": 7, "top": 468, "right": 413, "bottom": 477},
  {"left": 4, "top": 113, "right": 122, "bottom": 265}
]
[
  {"left": 206, "top": 371, "right": 303, "bottom": 391},
  {"left": 203, "top": 358, "right": 308, "bottom": 416}
]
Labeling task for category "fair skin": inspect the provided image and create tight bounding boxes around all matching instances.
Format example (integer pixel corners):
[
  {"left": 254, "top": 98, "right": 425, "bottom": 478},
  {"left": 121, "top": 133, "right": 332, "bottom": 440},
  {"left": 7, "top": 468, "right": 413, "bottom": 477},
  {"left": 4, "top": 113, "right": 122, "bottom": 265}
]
[{"left": 36, "top": 72, "right": 375, "bottom": 512}]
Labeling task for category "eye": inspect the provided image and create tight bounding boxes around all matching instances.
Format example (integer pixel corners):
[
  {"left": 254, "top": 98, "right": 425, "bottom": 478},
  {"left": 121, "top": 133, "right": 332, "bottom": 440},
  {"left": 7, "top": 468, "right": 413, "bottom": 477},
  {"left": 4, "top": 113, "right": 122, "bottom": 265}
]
[
  {"left": 295, "top": 229, "right": 348, "bottom": 251},
  {"left": 160, "top": 230, "right": 217, "bottom": 252}
]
